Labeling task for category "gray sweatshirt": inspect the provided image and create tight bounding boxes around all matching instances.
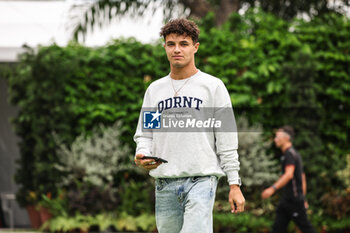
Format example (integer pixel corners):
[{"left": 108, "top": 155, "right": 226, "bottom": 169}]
[{"left": 134, "top": 70, "right": 241, "bottom": 185}]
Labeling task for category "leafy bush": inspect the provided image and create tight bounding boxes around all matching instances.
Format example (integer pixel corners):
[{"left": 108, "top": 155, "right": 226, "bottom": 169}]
[
  {"left": 237, "top": 117, "right": 279, "bottom": 188},
  {"left": 5, "top": 8, "right": 349, "bottom": 227},
  {"left": 117, "top": 179, "right": 154, "bottom": 216},
  {"left": 321, "top": 188, "right": 350, "bottom": 220},
  {"left": 38, "top": 123, "right": 154, "bottom": 231},
  {"left": 216, "top": 117, "right": 279, "bottom": 217},
  {"left": 319, "top": 154, "right": 350, "bottom": 220},
  {"left": 39, "top": 191, "right": 68, "bottom": 218},
  {"left": 53, "top": 122, "right": 138, "bottom": 216},
  {"left": 197, "top": 9, "right": 350, "bottom": 210},
  {"left": 337, "top": 154, "right": 350, "bottom": 188},
  {"left": 213, "top": 212, "right": 272, "bottom": 233},
  {"left": 42, "top": 212, "right": 156, "bottom": 232},
  {"left": 8, "top": 40, "right": 168, "bottom": 206},
  {"left": 55, "top": 122, "right": 133, "bottom": 187}
]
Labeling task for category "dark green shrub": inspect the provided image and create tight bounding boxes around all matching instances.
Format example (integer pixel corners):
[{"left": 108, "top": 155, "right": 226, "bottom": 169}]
[
  {"left": 213, "top": 212, "right": 272, "bottom": 233},
  {"left": 5, "top": 10, "right": 349, "bottom": 227},
  {"left": 197, "top": 10, "right": 350, "bottom": 209},
  {"left": 8, "top": 40, "right": 168, "bottom": 206}
]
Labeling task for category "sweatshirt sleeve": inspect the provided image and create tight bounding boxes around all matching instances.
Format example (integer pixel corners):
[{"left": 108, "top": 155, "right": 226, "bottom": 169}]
[
  {"left": 214, "top": 80, "right": 241, "bottom": 186},
  {"left": 133, "top": 88, "right": 153, "bottom": 158}
]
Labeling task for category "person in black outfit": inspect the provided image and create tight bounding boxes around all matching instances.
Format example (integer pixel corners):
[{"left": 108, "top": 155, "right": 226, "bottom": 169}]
[{"left": 261, "top": 126, "right": 317, "bottom": 233}]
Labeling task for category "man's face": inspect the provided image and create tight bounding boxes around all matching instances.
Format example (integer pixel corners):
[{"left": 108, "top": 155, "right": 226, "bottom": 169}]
[
  {"left": 274, "top": 131, "right": 289, "bottom": 149},
  {"left": 164, "top": 33, "right": 199, "bottom": 69}
]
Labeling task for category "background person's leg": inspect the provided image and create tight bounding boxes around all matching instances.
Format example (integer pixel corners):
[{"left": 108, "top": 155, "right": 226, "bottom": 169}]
[
  {"left": 180, "top": 176, "right": 218, "bottom": 233},
  {"left": 271, "top": 202, "right": 292, "bottom": 233},
  {"left": 155, "top": 178, "right": 184, "bottom": 233},
  {"left": 293, "top": 200, "right": 317, "bottom": 233}
]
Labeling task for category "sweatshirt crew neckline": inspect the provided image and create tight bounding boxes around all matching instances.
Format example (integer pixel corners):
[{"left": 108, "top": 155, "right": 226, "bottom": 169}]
[{"left": 168, "top": 70, "right": 201, "bottom": 82}]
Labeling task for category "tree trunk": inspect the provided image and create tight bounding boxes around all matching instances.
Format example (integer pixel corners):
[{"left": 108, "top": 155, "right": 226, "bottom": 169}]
[
  {"left": 179, "top": 0, "right": 213, "bottom": 19},
  {"left": 179, "top": 0, "right": 240, "bottom": 26},
  {"left": 215, "top": 0, "right": 240, "bottom": 25}
]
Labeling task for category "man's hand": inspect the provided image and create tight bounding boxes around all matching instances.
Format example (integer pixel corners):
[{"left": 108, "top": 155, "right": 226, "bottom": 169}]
[
  {"left": 229, "top": 185, "right": 245, "bottom": 213},
  {"left": 261, "top": 187, "right": 275, "bottom": 199},
  {"left": 134, "top": 154, "right": 162, "bottom": 171}
]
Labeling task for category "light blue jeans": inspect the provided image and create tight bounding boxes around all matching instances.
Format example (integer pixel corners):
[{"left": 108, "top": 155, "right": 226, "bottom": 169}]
[{"left": 155, "top": 176, "right": 218, "bottom": 233}]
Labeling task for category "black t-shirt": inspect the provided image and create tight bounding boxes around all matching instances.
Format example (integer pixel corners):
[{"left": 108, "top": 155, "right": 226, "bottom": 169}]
[{"left": 281, "top": 147, "right": 304, "bottom": 201}]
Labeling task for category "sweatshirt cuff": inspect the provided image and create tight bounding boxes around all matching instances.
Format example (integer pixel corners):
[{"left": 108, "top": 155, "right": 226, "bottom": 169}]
[
  {"left": 226, "top": 170, "right": 242, "bottom": 186},
  {"left": 134, "top": 150, "right": 152, "bottom": 159}
]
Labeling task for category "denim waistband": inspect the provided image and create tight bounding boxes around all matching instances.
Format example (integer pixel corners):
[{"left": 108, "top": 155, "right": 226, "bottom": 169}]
[{"left": 156, "top": 175, "right": 216, "bottom": 185}]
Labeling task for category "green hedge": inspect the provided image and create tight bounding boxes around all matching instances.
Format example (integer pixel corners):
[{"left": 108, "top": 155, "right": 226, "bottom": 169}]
[
  {"left": 213, "top": 212, "right": 272, "bottom": 233},
  {"left": 7, "top": 40, "right": 168, "bottom": 206},
  {"left": 213, "top": 212, "right": 350, "bottom": 233},
  {"left": 196, "top": 10, "right": 350, "bottom": 209},
  {"left": 5, "top": 9, "right": 350, "bottom": 225}
]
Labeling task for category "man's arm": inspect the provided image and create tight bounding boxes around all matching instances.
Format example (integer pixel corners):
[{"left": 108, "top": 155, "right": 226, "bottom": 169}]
[
  {"left": 302, "top": 172, "right": 309, "bottom": 209},
  {"left": 134, "top": 88, "right": 153, "bottom": 157},
  {"left": 261, "top": 165, "right": 295, "bottom": 199},
  {"left": 213, "top": 81, "right": 245, "bottom": 213},
  {"left": 133, "top": 88, "right": 161, "bottom": 171},
  {"left": 302, "top": 172, "right": 307, "bottom": 195}
]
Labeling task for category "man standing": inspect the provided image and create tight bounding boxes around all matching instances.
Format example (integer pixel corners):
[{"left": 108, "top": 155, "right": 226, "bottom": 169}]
[
  {"left": 262, "top": 126, "right": 316, "bottom": 233},
  {"left": 134, "top": 18, "right": 245, "bottom": 233}
]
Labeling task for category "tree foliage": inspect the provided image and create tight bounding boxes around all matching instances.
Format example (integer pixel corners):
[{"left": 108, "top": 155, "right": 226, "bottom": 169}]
[
  {"left": 54, "top": 122, "right": 132, "bottom": 187},
  {"left": 197, "top": 10, "right": 350, "bottom": 207},
  {"left": 237, "top": 118, "right": 279, "bottom": 188},
  {"left": 71, "top": 0, "right": 350, "bottom": 41},
  {"left": 5, "top": 9, "right": 350, "bottom": 224},
  {"left": 246, "top": 0, "right": 350, "bottom": 20},
  {"left": 7, "top": 39, "right": 168, "bottom": 206}
]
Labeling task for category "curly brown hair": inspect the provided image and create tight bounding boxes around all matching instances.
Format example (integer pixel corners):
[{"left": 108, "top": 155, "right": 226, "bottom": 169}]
[{"left": 160, "top": 18, "right": 200, "bottom": 44}]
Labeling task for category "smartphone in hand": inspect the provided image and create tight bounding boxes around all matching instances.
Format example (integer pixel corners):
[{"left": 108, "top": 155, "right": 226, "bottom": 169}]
[{"left": 141, "top": 156, "right": 168, "bottom": 163}]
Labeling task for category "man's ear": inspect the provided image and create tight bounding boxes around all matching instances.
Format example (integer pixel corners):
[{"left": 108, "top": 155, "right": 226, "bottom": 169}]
[{"left": 194, "top": 42, "right": 200, "bottom": 53}]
